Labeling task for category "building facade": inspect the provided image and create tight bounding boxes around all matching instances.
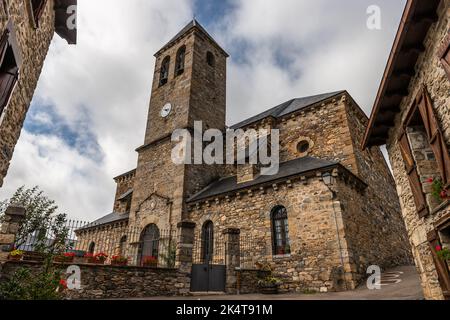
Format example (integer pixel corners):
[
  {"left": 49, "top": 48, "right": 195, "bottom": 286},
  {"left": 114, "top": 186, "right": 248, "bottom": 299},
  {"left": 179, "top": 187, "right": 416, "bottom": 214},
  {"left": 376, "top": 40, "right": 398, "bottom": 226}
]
[
  {"left": 0, "top": 0, "right": 76, "bottom": 188},
  {"left": 79, "top": 19, "right": 413, "bottom": 293},
  {"left": 363, "top": 0, "right": 449, "bottom": 300}
]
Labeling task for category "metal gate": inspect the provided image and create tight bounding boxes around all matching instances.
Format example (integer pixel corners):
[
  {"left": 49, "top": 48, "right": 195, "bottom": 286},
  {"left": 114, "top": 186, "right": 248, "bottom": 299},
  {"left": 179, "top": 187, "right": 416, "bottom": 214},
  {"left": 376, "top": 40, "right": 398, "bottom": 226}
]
[{"left": 190, "top": 223, "right": 226, "bottom": 292}]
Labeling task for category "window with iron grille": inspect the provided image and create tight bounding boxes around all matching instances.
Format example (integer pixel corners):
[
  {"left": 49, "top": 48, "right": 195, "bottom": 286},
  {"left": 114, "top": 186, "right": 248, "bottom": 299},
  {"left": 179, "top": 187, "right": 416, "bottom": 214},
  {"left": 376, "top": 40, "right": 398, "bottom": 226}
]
[
  {"left": 201, "top": 220, "right": 214, "bottom": 263},
  {"left": 271, "top": 206, "right": 291, "bottom": 255}
]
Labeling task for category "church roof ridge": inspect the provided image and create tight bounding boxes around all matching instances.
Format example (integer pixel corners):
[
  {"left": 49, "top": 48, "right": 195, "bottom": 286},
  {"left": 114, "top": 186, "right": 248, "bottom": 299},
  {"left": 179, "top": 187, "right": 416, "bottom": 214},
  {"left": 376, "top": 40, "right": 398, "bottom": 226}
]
[
  {"left": 187, "top": 156, "right": 341, "bottom": 203},
  {"left": 230, "top": 90, "right": 346, "bottom": 129},
  {"left": 155, "top": 19, "right": 229, "bottom": 57}
]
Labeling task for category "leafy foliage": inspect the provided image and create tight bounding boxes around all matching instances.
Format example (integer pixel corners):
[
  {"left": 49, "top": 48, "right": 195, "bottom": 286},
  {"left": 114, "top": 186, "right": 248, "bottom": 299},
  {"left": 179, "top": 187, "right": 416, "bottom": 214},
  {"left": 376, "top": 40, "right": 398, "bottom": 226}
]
[
  {"left": 0, "top": 267, "right": 63, "bottom": 300},
  {"left": 0, "top": 186, "right": 69, "bottom": 255}
]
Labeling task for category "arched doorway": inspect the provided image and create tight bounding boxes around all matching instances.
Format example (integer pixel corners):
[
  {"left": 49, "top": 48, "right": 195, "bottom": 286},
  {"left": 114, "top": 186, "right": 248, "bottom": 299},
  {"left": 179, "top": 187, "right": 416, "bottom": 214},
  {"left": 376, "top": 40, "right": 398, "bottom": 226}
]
[
  {"left": 138, "top": 224, "right": 160, "bottom": 266},
  {"left": 201, "top": 221, "right": 214, "bottom": 263}
]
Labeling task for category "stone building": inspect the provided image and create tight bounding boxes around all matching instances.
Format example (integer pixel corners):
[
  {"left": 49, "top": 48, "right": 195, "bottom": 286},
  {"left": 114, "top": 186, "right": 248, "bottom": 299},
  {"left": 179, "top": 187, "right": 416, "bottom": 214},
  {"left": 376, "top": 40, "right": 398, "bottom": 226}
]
[
  {"left": 78, "top": 19, "right": 412, "bottom": 293},
  {"left": 363, "top": 0, "right": 449, "bottom": 300},
  {"left": 0, "top": 0, "right": 76, "bottom": 188}
]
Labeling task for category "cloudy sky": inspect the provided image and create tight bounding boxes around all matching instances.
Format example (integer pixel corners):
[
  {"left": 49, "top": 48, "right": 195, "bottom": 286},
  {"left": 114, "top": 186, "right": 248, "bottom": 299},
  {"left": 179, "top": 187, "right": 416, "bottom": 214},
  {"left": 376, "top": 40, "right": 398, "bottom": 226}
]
[{"left": 0, "top": 0, "right": 407, "bottom": 220}]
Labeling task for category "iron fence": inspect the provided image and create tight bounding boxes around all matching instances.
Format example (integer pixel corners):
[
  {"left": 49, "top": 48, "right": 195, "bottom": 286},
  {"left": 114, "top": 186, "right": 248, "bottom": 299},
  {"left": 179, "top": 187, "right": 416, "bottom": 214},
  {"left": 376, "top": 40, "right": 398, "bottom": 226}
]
[{"left": 14, "top": 218, "right": 177, "bottom": 268}]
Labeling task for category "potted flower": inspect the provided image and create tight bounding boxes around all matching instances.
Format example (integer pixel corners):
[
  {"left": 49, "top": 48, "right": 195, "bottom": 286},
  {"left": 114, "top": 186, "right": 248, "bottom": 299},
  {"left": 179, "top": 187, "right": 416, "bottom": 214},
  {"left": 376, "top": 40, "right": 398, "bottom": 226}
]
[
  {"left": 93, "top": 252, "right": 108, "bottom": 264},
  {"left": 255, "top": 262, "right": 281, "bottom": 294},
  {"left": 8, "top": 249, "right": 24, "bottom": 261},
  {"left": 54, "top": 252, "right": 76, "bottom": 263},
  {"left": 427, "top": 178, "right": 450, "bottom": 202},
  {"left": 111, "top": 255, "right": 128, "bottom": 266},
  {"left": 84, "top": 253, "right": 95, "bottom": 264},
  {"left": 142, "top": 256, "right": 158, "bottom": 267},
  {"left": 436, "top": 246, "right": 450, "bottom": 262},
  {"left": 258, "top": 276, "right": 282, "bottom": 294}
]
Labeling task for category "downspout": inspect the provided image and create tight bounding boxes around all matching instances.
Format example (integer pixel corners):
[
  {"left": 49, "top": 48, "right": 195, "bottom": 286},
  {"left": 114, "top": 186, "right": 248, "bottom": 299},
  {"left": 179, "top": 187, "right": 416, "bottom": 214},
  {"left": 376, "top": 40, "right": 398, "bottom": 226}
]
[{"left": 321, "top": 173, "right": 349, "bottom": 291}]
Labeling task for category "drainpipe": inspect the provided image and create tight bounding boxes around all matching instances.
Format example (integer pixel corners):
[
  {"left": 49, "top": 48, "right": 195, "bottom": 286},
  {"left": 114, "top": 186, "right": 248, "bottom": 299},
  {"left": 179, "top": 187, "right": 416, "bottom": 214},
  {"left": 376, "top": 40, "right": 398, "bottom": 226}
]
[{"left": 321, "top": 172, "right": 348, "bottom": 291}]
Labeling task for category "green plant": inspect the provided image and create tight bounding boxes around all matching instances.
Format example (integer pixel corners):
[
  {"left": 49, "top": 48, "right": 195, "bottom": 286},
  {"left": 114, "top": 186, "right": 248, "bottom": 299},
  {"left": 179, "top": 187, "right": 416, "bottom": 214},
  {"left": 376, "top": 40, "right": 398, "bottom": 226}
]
[
  {"left": 0, "top": 186, "right": 70, "bottom": 256},
  {"left": 255, "top": 262, "right": 281, "bottom": 287},
  {"left": 427, "top": 178, "right": 449, "bottom": 202},
  {"left": 436, "top": 246, "right": 450, "bottom": 261},
  {"left": 0, "top": 267, "right": 63, "bottom": 300},
  {"left": 9, "top": 249, "right": 24, "bottom": 257},
  {"left": 158, "top": 243, "right": 177, "bottom": 268}
]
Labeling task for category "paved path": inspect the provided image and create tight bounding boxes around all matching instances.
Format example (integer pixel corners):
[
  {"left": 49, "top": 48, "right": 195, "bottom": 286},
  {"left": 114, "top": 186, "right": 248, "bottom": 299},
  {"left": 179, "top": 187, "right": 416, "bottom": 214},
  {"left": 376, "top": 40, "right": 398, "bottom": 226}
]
[{"left": 141, "top": 265, "right": 423, "bottom": 300}]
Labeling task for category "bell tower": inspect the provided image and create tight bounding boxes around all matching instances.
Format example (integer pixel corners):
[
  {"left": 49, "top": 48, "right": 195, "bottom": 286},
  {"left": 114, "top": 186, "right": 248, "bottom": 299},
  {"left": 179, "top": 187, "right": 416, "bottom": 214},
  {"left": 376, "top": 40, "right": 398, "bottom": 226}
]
[
  {"left": 144, "top": 19, "right": 228, "bottom": 144},
  {"left": 129, "top": 20, "right": 228, "bottom": 230}
]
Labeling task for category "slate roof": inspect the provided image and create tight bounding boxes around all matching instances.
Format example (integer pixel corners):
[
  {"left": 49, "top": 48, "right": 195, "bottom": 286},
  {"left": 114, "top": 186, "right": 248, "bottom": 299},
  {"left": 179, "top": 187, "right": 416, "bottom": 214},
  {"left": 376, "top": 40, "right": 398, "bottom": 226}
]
[
  {"left": 77, "top": 212, "right": 129, "bottom": 231},
  {"left": 187, "top": 157, "right": 338, "bottom": 203},
  {"left": 156, "top": 19, "right": 229, "bottom": 57},
  {"left": 117, "top": 189, "right": 133, "bottom": 201},
  {"left": 231, "top": 91, "right": 345, "bottom": 129}
]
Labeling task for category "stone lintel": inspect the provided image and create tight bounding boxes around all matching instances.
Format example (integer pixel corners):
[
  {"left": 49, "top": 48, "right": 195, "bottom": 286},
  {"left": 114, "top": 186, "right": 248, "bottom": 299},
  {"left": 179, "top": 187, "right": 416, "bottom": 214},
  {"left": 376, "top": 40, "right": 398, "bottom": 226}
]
[
  {"left": 222, "top": 228, "right": 240, "bottom": 235},
  {"left": 177, "top": 221, "right": 196, "bottom": 229},
  {"left": 5, "top": 205, "right": 26, "bottom": 218}
]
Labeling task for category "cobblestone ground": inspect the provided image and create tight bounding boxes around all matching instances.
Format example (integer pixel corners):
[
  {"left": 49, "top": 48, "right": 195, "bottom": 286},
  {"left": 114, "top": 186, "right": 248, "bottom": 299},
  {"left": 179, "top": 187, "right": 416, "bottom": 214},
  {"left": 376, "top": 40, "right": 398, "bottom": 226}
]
[{"left": 137, "top": 266, "right": 423, "bottom": 300}]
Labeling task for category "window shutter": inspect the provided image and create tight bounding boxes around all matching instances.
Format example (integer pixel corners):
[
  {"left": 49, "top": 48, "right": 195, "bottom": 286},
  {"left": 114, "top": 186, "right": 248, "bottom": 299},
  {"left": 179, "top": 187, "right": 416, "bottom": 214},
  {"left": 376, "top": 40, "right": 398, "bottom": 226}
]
[
  {"left": 417, "top": 86, "right": 450, "bottom": 187},
  {"left": 428, "top": 231, "right": 450, "bottom": 298},
  {"left": 0, "top": 65, "right": 18, "bottom": 115},
  {"left": 398, "top": 130, "right": 428, "bottom": 217},
  {"left": 31, "top": 0, "right": 47, "bottom": 26},
  {"left": 0, "top": 29, "right": 8, "bottom": 65}
]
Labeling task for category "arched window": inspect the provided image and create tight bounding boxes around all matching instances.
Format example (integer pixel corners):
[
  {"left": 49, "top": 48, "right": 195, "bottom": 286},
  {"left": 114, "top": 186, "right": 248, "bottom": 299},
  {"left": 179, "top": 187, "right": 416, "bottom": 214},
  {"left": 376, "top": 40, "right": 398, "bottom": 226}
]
[
  {"left": 88, "top": 242, "right": 95, "bottom": 254},
  {"left": 138, "top": 224, "right": 160, "bottom": 266},
  {"left": 175, "top": 46, "right": 186, "bottom": 76},
  {"left": 201, "top": 221, "right": 214, "bottom": 263},
  {"left": 119, "top": 235, "right": 127, "bottom": 256},
  {"left": 271, "top": 206, "right": 291, "bottom": 255},
  {"left": 159, "top": 56, "right": 170, "bottom": 86},
  {"left": 206, "top": 51, "right": 215, "bottom": 67}
]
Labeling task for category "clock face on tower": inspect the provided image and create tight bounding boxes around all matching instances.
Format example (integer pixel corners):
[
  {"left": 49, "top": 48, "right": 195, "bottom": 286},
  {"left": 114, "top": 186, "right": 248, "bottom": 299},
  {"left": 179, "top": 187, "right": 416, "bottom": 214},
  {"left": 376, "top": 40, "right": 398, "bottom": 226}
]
[{"left": 160, "top": 103, "right": 172, "bottom": 118}]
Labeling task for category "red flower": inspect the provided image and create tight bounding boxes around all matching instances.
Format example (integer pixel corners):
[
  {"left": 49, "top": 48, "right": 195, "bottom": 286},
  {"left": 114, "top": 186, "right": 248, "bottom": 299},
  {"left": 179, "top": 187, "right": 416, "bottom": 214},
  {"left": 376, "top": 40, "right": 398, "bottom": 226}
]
[
  {"left": 436, "top": 245, "right": 442, "bottom": 252},
  {"left": 427, "top": 178, "right": 434, "bottom": 183},
  {"left": 84, "top": 253, "right": 94, "bottom": 258},
  {"left": 59, "top": 279, "right": 67, "bottom": 289},
  {"left": 64, "top": 252, "right": 75, "bottom": 257},
  {"left": 440, "top": 190, "right": 448, "bottom": 199}
]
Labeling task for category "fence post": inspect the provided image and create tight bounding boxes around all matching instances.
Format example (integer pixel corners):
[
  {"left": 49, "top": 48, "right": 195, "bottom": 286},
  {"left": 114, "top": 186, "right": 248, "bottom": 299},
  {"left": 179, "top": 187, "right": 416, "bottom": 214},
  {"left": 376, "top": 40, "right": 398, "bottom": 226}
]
[
  {"left": 0, "top": 205, "right": 26, "bottom": 263},
  {"left": 176, "top": 221, "right": 195, "bottom": 273},
  {"left": 223, "top": 228, "right": 240, "bottom": 294}
]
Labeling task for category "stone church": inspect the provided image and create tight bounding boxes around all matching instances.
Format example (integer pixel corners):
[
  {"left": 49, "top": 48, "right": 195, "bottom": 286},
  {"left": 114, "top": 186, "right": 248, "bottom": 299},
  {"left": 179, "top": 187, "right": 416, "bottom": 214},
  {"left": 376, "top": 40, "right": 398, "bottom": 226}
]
[{"left": 78, "top": 20, "right": 413, "bottom": 293}]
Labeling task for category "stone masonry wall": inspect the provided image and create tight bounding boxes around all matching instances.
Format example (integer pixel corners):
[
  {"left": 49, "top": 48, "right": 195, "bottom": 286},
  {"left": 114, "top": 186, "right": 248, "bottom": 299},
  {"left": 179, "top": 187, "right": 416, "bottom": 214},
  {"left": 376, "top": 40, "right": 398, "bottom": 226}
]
[
  {"left": 0, "top": 261, "right": 191, "bottom": 299},
  {"left": 334, "top": 177, "right": 412, "bottom": 285},
  {"left": 187, "top": 176, "right": 357, "bottom": 293},
  {"left": 385, "top": 2, "right": 449, "bottom": 300},
  {"left": 113, "top": 170, "right": 136, "bottom": 214},
  {"left": 0, "top": 0, "right": 55, "bottom": 187}
]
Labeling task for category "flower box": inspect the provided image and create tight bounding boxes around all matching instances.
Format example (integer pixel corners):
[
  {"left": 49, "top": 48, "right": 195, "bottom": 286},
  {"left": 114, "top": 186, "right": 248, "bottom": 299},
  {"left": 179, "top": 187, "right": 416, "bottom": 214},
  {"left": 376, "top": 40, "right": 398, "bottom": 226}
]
[
  {"left": 111, "top": 261, "right": 128, "bottom": 267},
  {"left": 22, "top": 251, "right": 45, "bottom": 262},
  {"left": 8, "top": 254, "right": 23, "bottom": 261}
]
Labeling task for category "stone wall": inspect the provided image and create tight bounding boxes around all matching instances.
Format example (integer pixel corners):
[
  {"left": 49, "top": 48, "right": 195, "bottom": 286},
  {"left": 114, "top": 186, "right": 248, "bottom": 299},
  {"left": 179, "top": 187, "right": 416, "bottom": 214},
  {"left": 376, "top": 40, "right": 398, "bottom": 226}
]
[
  {"left": 75, "top": 221, "right": 129, "bottom": 262},
  {"left": 187, "top": 173, "right": 359, "bottom": 293},
  {"left": 334, "top": 176, "right": 412, "bottom": 285},
  {"left": 0, "top": 260, "right": 191, "bottom": 299},
  {"left": 385, "top": 1, "right": 450, "bottom": 300},
  {"left": 0, "top": 0, "right": 55, "bottom": 187},
  {"left": 113, "top": 169, "right": 136, "bottom": 214}
]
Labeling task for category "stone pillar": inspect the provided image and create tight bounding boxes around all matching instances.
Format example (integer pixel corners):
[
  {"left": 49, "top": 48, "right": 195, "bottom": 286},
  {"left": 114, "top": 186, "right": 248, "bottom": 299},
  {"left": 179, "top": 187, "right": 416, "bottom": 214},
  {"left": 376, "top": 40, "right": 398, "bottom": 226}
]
[
  {"left": 0, "top": 205, "right": 26, "bottom": 262},
  {"left": 176, "top": 221, "right": 196, "bottom": 273},
  {"left": 223, "top": 228, "right": 240, "bottom": 294}
]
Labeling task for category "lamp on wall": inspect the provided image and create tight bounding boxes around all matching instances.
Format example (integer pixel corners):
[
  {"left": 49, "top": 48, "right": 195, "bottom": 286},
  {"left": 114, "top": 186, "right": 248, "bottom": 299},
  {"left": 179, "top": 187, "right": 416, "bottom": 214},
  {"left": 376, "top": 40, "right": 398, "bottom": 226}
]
[{"left": 322, "top": 172, "right": 333, "bottom": 186}]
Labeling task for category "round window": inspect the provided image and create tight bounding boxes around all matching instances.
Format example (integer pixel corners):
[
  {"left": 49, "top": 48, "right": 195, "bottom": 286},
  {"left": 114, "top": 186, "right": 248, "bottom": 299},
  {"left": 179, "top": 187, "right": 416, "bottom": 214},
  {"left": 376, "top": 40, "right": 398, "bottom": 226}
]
[{"left": 297, "top": 140, "right": 310, "bottom": 154}]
